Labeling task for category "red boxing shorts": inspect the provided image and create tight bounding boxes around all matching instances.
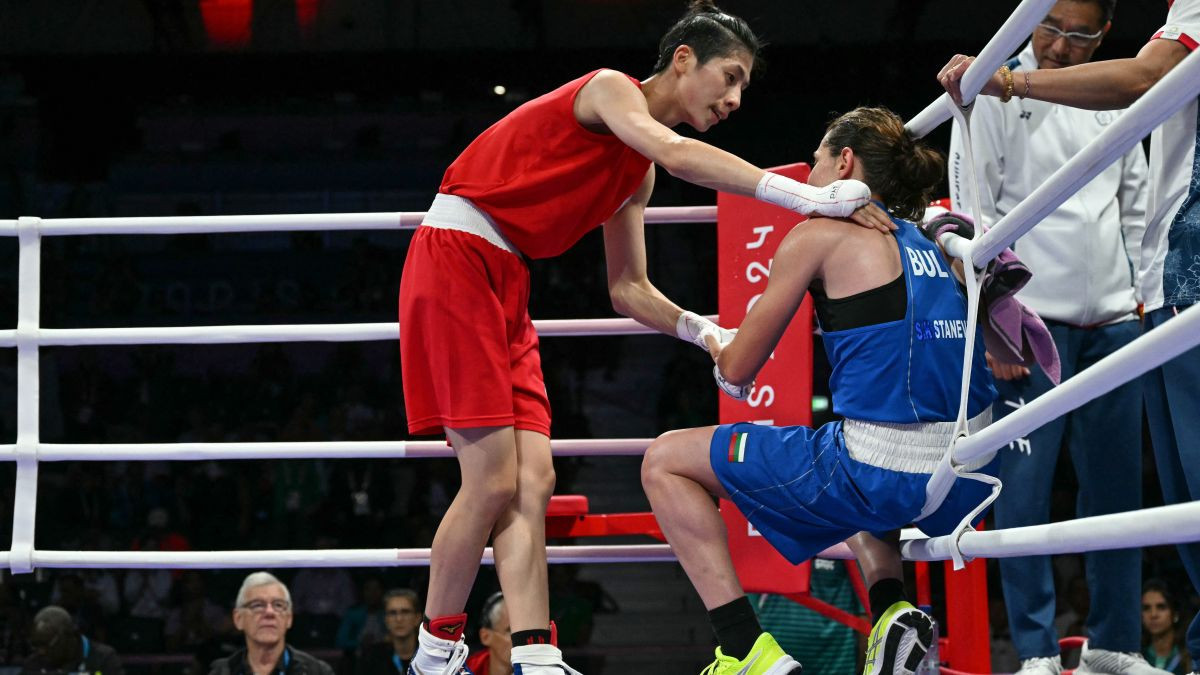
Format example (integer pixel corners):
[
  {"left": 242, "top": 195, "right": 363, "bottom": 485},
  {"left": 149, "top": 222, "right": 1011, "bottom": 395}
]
[{"left": 399, "top": 225, "right": 551, "bottom": 437}]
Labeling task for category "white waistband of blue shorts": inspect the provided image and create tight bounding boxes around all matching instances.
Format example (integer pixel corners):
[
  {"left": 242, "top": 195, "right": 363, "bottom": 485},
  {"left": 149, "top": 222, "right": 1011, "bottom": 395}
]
[
  {"left": 842, "top": 409, "right": 995, "bottom": 474},
  {"left": 422, "top": 193, "right": 520, "bottom": 256}
]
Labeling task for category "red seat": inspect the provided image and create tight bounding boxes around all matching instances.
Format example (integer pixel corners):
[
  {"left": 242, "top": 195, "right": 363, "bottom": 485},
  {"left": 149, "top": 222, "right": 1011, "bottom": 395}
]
[{"left": 546, "top": 494, "right": 590, "bottom": 517}]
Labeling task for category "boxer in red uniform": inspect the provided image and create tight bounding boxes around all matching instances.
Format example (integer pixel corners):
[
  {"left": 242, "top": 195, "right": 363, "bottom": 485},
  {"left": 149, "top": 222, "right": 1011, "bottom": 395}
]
[{"left": 399, "top": 3, "right": 893, "bottom": 673}]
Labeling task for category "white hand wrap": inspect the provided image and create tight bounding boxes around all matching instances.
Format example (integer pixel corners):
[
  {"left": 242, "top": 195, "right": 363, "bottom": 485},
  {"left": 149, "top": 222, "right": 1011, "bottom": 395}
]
[
  {"left": 755, "top": 172, "right": 871, "bottom": 218},
  {"left": 676, "top": 311, "right": 735, "bottom": 351},
  {"left": 713, "top": 365, "right": 751, "bottom": 400}
]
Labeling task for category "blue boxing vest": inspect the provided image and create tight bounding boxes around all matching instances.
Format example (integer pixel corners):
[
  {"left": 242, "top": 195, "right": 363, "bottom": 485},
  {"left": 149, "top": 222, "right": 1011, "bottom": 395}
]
[{"left": 820, "top": 216, "right": 996, "bottom": 423}]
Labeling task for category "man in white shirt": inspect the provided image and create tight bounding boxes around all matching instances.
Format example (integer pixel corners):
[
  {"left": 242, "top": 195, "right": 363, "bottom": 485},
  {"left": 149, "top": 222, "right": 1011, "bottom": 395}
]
[
  {"left": 941, "top": 1, "right": 1200, "bottom": 674},
  {"left": 950, "top": 2, "right": 1158, "bottom": 673}
]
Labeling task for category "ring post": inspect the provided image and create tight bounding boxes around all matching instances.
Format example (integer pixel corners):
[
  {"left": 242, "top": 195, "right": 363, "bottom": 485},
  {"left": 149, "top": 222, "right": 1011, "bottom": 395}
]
[
  {"left": 12, "top": 217, "right": 42, "bottom": 574},
  {"left": 943, "top": 522, "right": 990, "bottom": 673}
]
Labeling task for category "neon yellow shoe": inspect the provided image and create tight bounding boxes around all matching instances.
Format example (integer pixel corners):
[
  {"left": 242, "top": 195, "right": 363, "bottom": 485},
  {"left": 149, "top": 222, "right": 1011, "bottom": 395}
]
[
  {"left": 863, "top": 601, "right": 934, "bottom": 675},
  {"left": 700, "top": 632, "right": 802, "bottom": 675}
]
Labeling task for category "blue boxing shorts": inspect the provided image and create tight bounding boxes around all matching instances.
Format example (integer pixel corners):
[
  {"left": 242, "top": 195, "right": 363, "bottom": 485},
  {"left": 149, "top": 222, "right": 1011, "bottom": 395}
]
[{"left": 711, "top": 419, "right": 999, "bottom": 565}]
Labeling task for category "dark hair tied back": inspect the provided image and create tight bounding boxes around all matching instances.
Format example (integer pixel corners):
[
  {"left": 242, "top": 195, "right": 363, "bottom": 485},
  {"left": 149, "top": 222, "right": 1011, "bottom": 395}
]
[
  {"left": 823, "top": 107, "right": 944, "bottom": 222},
  {"left": 652, "top": 1, "right": 763, "bottom": 75}
]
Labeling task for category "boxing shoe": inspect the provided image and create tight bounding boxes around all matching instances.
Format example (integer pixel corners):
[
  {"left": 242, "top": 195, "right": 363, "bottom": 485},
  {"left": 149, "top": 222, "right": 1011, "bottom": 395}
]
[
  {"left": 511, "top": 643, "right": 582, "bottom": 674},
  {"left": 408, "top": 623, "right": 472, "bottom": 675},
  {"left": 863, "top": 601, "right": 934, "bottom": 675},
  {"left": 1014, "top": 655, "right": 1063, "bottom": 674},
  {"left": 1075, "top": 641, "right": 1173, "bottom": 674},
  {"left": 700, "top": 632, "right": 802, "bottom": 674}
]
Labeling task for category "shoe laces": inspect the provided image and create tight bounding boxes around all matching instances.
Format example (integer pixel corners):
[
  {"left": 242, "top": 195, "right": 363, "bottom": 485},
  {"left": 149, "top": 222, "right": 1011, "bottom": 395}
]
[
  {"left": 701, "top": 653, "right": 730, "bottom": 675},
  {"left": 412, "top": 639, "right": 469, "bottom": 674},
  {"left": 445, "top": 639, "right": 469, "bottom": 673}
]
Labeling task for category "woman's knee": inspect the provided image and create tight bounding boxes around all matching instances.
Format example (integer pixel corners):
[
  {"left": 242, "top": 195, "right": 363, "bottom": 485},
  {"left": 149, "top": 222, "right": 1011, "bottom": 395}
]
[
  {"left": 519, "top": 461, "right": 556, "bottom": 503},
  {"left": 461, "top": 467, "right": 519, "bottom": 514},
  {"left": 641, "top": 430, "right": 683, "bottom": 492}
]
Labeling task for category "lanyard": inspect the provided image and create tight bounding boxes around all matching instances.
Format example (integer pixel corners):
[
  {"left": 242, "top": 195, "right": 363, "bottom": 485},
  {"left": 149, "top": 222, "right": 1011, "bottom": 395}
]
[{"left": 74, "top": 636, "right": 91, "bottom": 673}]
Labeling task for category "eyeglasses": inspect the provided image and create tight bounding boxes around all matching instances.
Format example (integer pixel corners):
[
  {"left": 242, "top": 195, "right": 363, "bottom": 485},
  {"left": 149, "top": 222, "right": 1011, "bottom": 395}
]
[
  {"left": 239, "top": 599, "right": 291, "bottom": 614},
  {"left": 1036, "top": 22, "right": 1104, "bottom": 47}
]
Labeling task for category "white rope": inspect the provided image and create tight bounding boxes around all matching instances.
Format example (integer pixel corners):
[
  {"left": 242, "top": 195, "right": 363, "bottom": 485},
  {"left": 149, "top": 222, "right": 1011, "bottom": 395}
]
[
  {"left": 911, "top": 99, "right": 1003, "bottom": 570},
  {"left": 905, "top": 18, "right": 1200, "bottom": 571},
  {"left": 0, "top": 438, "right": 652, "bottom": 462},
  {"left": 916, "top": 51, "right": 1200, "bottom": 506},
  {"left": 903, "top": 501, "right": 1200, "bottom": 562},
  {"left": 0, "top": 206, "right": 716, "bottom": 237},
  {"left": 905, "top": 0, "right": 1056, "bottom": 138},
  {"left": 4, "top": 500, "right": 1198, "bottom": 568},
  {"left": 0, "top": 545, "right": 677, "bottom": 569},
  {"left": 969, "top": 48, "right": 1200, "bottom": 267},
  {"left": 953, "top": 304, "right": 1200, "bottom": 466},
  {"left": 17, "top": 317, "right": 693, "bottom": 346}
]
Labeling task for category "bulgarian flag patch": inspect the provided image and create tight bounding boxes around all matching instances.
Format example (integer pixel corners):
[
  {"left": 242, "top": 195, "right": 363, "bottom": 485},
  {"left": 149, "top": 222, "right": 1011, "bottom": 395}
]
[{"left": 727, "top": 432, "right": 748, "bottom": 463}]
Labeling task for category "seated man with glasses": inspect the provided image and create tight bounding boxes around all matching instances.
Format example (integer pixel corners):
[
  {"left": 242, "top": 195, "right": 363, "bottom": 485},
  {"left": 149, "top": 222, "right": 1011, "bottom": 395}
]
[
  {"left": 209, "top": 571, "right": 334, "bottom": 675},
  {"left": 21, "top": 605, "right": 123, "bottom": 675},
  {"left": 355, "top": 589, "right": 421, "bottom": 675}
]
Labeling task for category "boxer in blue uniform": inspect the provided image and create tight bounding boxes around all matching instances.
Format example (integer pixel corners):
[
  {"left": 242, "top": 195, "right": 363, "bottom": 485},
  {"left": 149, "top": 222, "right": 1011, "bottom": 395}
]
[{"left": 641, "top": 107, "right": 999, "bottom": 675}]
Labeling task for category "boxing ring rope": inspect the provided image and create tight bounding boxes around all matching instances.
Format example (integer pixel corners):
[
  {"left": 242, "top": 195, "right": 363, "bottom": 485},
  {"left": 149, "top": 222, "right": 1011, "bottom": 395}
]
[
  {"left": 955, "top": 49, "right": 1200, "bottom": 267},
  {"left": 0, "top": 206, "right": 706, "bottom": 573},
  {"left": 0, "top": 439, "right": 651, "bottom": 461},
  {"left": 3, "top": 545, "right": 680, "bottom": 570},
  {"left": 905, "top": 0, "right": 1055, "bottom": 137},
  {"left": 0, "top": 317, "right": 670, "bottom": 348},
  {"left": 908, "top": 29, "right": 1200, "bottom": 539},
  {"left": 0, "top": 206, "right": 716, "bottom": 236}
]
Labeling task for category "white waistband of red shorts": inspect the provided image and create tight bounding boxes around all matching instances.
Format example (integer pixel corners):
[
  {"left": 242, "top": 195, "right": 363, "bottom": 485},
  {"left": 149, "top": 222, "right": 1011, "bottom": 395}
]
[
  {"left": 422, "top": 193, "right": 520, "bottom": 256},
  {"left": 842, "top": 409, "right": 995, "bottom": 474}
]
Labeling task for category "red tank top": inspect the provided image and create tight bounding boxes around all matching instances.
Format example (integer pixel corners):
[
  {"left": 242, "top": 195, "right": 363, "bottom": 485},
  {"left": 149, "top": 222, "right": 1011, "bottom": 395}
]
[{"left": 440, "top": 70, "right": 653, "bottom": 259}]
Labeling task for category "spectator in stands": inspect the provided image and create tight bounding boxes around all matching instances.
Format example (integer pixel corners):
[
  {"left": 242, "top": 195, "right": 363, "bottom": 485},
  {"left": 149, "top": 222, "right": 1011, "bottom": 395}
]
[
  {"left": 164, "top": 571, "right": 232, "bottom": 657},
  {"left": 49, "top": 574, "right": 107, "bottom": 641},
  {"left": 51, "top": 570, "right": 119, "bottom": 619},
  {"left": 209, "top": 571, "right": 333, "bottom": 675},
  {"left": 20, "top": 605, "right": 123, "bottom": 675},
  {"left": 123, "top": 568, "right": 173, "bottom": 621},
  {"left": 132, "top": 507, "right": 192, "bottom": 555},
  {"left": 354, "top": 589, "right": 420, "bottom": 675},
  {"left": 336, "top": 577, "right": 387, "bottom": 654},
  {"left": 1143, "top": 579, "right": 1194, "bottom": 674},
  {"left": 466, "top": 593, "right": 512, "bottom": 675},
  {"left": 0, "top": 577, "right": 31, "bottom": 665},
  {"left": 290, "top": 558, "right": 355, "bottom": 618}
]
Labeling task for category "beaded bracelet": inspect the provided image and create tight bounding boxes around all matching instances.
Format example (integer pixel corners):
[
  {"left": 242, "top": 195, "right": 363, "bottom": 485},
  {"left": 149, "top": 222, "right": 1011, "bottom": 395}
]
[{"left": 998, "top": 65, "right": 1015, "bottom": 103}]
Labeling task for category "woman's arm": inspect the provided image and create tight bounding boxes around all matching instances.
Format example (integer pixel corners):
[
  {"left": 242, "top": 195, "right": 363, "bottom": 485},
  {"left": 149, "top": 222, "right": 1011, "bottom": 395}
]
[
  {"left": 715, "top": 221, "right": 835, "bottom": 386},
  {"left": 579, "top": 70, "right": 764, "bottom": 194},
  {"left": 603, "top": 165, "right": 685, "bottom": 335},
  {"left": 940, "top": 39, "right": 1189, "bottom": 110},
  {"left": 578, "top": 70, "right": 893, "bottom": 231}
]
